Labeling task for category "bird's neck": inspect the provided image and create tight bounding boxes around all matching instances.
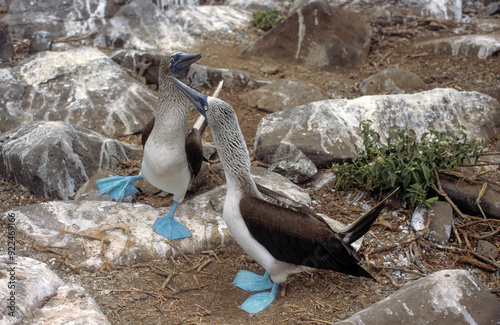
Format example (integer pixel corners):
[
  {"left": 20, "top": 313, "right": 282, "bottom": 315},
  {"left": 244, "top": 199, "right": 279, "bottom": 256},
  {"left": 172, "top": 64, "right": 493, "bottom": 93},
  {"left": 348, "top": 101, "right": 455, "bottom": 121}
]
[
  {"left": 211, "top": 113, "right": 258, "bottom": 196},
  {"left": 155, "top": 77, "right": 189, "bottom": 129}
]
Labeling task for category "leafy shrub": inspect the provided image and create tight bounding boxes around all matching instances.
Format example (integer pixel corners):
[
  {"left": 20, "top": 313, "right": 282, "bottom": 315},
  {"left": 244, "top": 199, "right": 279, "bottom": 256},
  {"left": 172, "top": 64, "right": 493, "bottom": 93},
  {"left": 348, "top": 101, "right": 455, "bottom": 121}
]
[
  {"left": 331, "top": 120, "right": 484, "bottom": 208},
  {"left": 251, "top": 9, "right": 284, "bottom": 31}
]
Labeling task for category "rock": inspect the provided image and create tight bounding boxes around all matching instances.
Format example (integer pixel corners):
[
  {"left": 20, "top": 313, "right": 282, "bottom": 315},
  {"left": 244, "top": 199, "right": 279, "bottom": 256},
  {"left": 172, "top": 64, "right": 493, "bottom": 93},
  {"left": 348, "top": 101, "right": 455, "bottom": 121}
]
[
  {"left": 239, "top": 79, "right": 330, "bottom": 113},
  {"left": 94, "top": 1, "right": 195, "bottom": 52},
  {"left": 254, "top": 88, "right": 500, "bottom": 167},
  {"left": 0, "top": 22, "right": 14, "bottom": 65},
  {"left": 416, "top": 33, "right": 500, "bottom": 59},
  {"left": 310, "top": 170, "right": 336, "bottom": 189},
  {"left": 240, "top": 0, "right": 372, "bottom": 71},
  {"left": 3, "top": 198, "right": 229, "bottom": 270},
  {"left": 411, "top": 201, "right": 453, "bottom": 244},
  {"left": 0, "top": 256, "right": 64, "bottom": 324},
  {"left": 0, "top": 46, "right": 157, "bottom": 137},
  {"left": 359, "top": 68, "right": 426, "bottom": 96},
  {"left": 334, "top": 269, "right": 500, "bottom": 324},
  {"left": 0, "top": 68, "right": 25, "bottom": 133},
  {"left": 268, "top": 142, "right": 318, "bottom": 183},
  {"left": 476, "top": 240, "right": 499, "bottom": 260},
  {"left": 0, "top": 121, "right": 141, "bottom": 200},
  {"left": 94, "top": 1, "right": 250, "bottom": 52},
  {"left": 2, "top": 0, "right": 112, "bottom": 39},
  {"left": 485, "top": 1, "right": 500, "bottom": 16},
  {"left": 27, "top": 30, "right": 53, "bottom": 54},
  {"left": 22, "top": 285, "right": 111, "bottom": 325},
  {"left": 406, "top": 0, "right": 463, "bottom": 21},
  {"left": 165, "top": 5, "right": 251, "bottom": 37},
  {"left": 440, "top": 177, "right": 500, "bottom": 219},
  {"left": 110, "top": 49, "right": 163, "bottom": 85},
  {"left": 226, "top": 0, "right": 283, "bottom": 11},
  {"left": 4, "top": 170, "right": 310, "bottom": 270},
  {"left": 185, "top": 63, "right": 257, "bottom": 89},
  {"left": 259, "top": 64, "right": 280, "bottom": 75}
]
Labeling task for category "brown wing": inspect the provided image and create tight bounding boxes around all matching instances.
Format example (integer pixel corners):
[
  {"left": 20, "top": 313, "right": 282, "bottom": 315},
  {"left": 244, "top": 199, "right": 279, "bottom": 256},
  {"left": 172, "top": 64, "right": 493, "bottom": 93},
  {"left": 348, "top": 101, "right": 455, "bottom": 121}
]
[
  {"left": 239, "top": 196, "right": 373, "bottom": 278},
  {"left": 185, "top": 128, "right": 204, "bottom": 178},
  {"left": 141, "top": 117, "right": 155, "bottom": 147}
]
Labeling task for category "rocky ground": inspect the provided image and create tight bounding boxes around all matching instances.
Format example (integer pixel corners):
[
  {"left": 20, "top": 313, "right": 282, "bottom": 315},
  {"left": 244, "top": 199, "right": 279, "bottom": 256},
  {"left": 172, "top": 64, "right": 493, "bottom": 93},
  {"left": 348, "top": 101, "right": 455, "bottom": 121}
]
[{"left": 1, "top": 2, "right": 500, "bottom": 324}]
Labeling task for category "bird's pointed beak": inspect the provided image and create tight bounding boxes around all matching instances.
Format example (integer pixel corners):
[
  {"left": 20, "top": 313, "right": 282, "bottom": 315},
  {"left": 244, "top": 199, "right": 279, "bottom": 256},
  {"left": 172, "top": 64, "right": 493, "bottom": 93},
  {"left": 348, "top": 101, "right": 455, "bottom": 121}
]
[
  {"left": 170, "top": 52, "right": 202, "bottom": 75},
  {"left": 169, "top": 76, "right": 208, "bottom": 118}
]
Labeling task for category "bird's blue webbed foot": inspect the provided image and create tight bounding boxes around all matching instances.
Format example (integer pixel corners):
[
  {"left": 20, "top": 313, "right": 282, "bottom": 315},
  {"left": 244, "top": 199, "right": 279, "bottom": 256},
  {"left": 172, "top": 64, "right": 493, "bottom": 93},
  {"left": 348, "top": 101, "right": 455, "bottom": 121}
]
[
  {"left": 240, "top": 283, "right": 278, "bottom": 314},
  {"left": 95, "top": 175, "right": 144, "bottom": 201},
  {"left": 153, "top": 201, "right": 192, "bottom": 240},
  {"left": 233, "top": 270, "right": 273, "bottom": 292}
]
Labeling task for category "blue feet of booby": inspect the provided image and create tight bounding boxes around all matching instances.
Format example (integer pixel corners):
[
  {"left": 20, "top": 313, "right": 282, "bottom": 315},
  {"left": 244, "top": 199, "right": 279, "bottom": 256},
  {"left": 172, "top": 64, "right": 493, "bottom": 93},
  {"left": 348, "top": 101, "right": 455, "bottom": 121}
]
[
  {"left": 153, "top": 201, "right": 192, "bottom": 240},
  {"left": 240, "top": 282, "right": 278, "bottom": 314},
  {"left": 234, "top": 270, "right": 277, "bottom": 313},
  {"left": 95, "top": 175, "right": 144, "bottom": 200},
  {"left": 233, "top": 270, "right": 273, "bottom": 292}
]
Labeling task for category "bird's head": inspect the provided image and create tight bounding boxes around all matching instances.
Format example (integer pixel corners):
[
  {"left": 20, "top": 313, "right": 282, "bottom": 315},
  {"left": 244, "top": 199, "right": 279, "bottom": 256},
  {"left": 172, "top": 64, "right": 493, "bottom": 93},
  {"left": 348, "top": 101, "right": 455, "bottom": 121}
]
[
  {"left": 168, "top": 76, "right": 209, "bottom": 118},
  {"left": 168, "top": 52, "right": 202, "bottom": 76}
]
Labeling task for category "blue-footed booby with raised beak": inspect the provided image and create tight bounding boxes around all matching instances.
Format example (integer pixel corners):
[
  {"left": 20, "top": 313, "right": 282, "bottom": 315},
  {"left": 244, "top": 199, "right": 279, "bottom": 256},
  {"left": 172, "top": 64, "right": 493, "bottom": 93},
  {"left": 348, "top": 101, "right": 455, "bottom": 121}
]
[
  {"left": 95, "top": 52, "right": 205, "bottom": 240},
  {"left": 169, "top": 76, "right": 397, "bottom": 314}
]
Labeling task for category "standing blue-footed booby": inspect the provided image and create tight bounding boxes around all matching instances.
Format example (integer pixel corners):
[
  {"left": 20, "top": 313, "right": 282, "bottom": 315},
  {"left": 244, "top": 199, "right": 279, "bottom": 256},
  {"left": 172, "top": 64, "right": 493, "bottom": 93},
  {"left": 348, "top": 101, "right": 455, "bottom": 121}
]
[
  {"left": 95, "top": 52, "right": 204, "bottom": 240},
  {"left": 169, "top": 76, "right": 397, "bottom": 314}
]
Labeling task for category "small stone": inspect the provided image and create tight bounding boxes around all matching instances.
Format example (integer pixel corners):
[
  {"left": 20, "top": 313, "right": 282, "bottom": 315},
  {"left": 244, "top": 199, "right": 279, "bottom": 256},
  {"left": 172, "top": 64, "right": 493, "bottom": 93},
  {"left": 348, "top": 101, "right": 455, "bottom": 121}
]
[
  {"left": 259, "top": 64, "right": 280, "bottom": 75},
  {"left": 411, "top": 201, "right": 453, "bottom": 244},
  {"left": 28, "top": 30, "right": 53, "bottom": 54},
  {"left": 476, "top": 240, "right": 498, "bottom": 260}
]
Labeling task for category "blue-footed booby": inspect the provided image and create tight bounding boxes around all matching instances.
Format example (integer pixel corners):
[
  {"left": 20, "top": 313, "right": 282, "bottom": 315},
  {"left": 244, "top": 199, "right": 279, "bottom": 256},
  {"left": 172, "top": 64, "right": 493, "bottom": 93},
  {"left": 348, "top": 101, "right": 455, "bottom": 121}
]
[
  {"left": 169, "top": 76, "right": 397, "bottom": 314},
  {"left": 95, "top": 52, "right": 205, "bottom": 240}
]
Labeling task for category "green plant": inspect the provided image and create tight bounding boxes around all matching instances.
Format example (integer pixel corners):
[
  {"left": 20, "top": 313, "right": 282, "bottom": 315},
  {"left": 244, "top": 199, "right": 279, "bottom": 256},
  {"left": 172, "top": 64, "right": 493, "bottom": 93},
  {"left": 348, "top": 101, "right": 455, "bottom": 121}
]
[
  {"left": 251, "top": 9, "right": 284, "bottom": 31},
  {"left": 331, "top": 120, "right": 484, "bottom": 208}
]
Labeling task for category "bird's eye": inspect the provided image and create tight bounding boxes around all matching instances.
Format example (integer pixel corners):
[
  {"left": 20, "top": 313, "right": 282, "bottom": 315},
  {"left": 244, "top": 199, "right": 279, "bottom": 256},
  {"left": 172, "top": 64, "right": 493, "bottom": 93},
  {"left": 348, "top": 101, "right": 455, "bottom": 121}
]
[
  {"left": 204, "top": 105, "right": 208, "bottom": 111},
  {"left": 170, "top": 57, "right": 174, "bottom": 62}
]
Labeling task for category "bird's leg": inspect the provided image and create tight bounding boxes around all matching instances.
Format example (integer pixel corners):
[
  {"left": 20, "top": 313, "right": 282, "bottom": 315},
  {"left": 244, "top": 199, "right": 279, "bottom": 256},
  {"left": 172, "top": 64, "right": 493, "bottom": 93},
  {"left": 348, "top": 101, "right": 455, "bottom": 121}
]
[
  {"left": 95, "top": 174, "right": 144, "bottom": 200},
  {"left": 233, "top": 270, "right": 273, "bottom": 292},
  {"left": 153, "top": 201, "right": 192, "bottom": 240},
  {"left": 239, "top": 282, "right": 278, "bottom": 314}
]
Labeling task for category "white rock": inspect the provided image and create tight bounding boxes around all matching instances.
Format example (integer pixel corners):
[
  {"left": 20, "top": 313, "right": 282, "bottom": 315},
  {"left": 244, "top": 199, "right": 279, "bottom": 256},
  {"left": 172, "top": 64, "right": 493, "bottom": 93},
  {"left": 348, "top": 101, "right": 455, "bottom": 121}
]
[
  {"left": 0, "top": 256, "right": 64, "bottom": 324},
  {"left": 24, "top": 285, "right": 111, "bottom": 325}
]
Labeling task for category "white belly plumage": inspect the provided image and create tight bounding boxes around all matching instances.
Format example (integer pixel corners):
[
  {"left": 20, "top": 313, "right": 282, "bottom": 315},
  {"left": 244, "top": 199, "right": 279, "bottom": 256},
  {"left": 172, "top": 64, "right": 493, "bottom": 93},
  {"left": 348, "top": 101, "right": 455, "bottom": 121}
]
[{"left": 141, "top": 136, "right": 191, "bottom": 203}]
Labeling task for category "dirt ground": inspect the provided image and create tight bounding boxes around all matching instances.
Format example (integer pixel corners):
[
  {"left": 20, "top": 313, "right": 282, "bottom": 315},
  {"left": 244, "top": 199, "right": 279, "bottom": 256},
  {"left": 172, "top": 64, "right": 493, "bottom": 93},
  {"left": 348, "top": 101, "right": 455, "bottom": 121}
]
[{"left": 1, "top": 3, "right": 500, "bottom": 325}]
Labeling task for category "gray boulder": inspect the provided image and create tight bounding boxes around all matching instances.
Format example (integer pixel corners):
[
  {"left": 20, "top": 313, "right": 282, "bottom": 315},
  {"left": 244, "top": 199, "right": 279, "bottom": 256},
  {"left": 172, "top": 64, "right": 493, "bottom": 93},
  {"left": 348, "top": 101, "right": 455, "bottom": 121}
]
[
  {"left": 0, "top": 46, "right": 157, "bottom": 136},
  {"left": 359, "top": 68, "right": 426, "bottom": 96},
  {"left": 22, "top": 285, "right": 111, "bottom": 325},
  {"left": 0, "top": 22, "right": 14, "bottom": 65},
  {"left": 334, "top": 269, "right": 500, "bottom": 324},
  {"left": 2, "top": 0, "right": 119, "bottom": 39},
  {"left": 416, "top": 33, "right": 500, "bottom": 59},
  {"left": 94, "top": 1, "right": 195, "bottom": 52},
  {"left": 185, "top": 63, "right": 258, "bottom": 89},
  {"left": 0, "top": 121, "right": 141, "bottom": 200},
  {"left": 255, "top": 88, "right": 500, "bottom": 167},
  {"left": 401, "top": 0, "right": 463, "bottom": 21},
  {"left": 240, "top": 0, "right": 372, "bottom": 71},
  {"left": 239, "top": 79, "right": 330, "bottom": 113},
  {"left": 27, "top": 30, "right": 53, "bottom": 54},
  {"left": 0, "top": 256, "right": 64, "bottom": 324},
  {"left": 268, "top": 142, "right": 318, "bottom": 183}
]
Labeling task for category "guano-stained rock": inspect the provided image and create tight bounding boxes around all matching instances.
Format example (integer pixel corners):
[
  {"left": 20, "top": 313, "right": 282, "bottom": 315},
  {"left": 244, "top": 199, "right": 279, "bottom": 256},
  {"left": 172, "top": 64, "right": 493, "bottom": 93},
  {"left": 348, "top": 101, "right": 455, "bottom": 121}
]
[
  {"left": 255, "top": 88, "right": 500, "bottom": 167},
  {"left": 0, "top": 46, "right": 157, "bottom": 137},
  {"left": 0, "top": 121, "right": 141, "bottom": 200}
]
